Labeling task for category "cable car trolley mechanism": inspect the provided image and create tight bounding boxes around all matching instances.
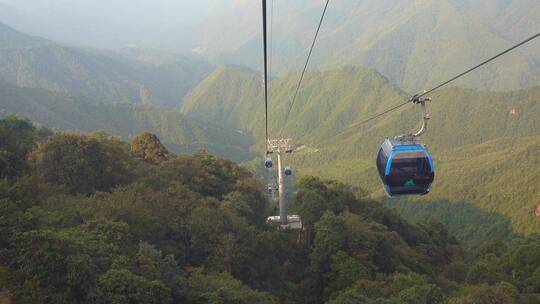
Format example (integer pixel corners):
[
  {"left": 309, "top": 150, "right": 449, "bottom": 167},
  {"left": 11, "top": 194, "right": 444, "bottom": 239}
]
[{"left": 376, "top": 96, "right": 435, "bottom": 196}]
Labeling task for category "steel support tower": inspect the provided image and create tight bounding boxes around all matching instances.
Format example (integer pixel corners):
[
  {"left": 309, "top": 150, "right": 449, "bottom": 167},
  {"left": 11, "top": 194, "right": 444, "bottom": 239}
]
[{"left": 267, "top": 138, "right": 293, "bottom": 225}]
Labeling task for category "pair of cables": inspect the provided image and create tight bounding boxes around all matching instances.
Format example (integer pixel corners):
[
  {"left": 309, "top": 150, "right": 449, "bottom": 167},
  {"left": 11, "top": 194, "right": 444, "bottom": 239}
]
[
  {"left": 262, "top": 0, "right": 331, "bottom": 144},
  {"left": 262, "top": 1, "right": 539, "bottom": 146},
  {"left": 339, "top": 32, "right": 540, "bottom": 135}
]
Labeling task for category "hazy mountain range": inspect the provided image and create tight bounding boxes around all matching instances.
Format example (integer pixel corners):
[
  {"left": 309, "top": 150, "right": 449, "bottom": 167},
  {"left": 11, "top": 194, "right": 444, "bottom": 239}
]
[
  {"left": 0, "top": 23, "right": 251, "bottom": 160},
  {"left": 0, "top": 22, "right": 213, "bottom": 108},
  {"left": 2, "top": 0, "right": 538, "bottom": 93}
]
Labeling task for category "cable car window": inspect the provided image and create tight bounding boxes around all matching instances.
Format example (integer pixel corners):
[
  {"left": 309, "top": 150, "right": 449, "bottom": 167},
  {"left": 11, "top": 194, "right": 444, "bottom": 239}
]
[{"left": 390, "top": 157, "right": 430, "bottom": 178}]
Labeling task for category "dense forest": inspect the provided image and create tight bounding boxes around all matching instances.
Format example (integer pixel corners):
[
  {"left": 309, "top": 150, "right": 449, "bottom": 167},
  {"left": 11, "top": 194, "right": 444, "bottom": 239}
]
[{"left": 1, "top": 115, "right": 540, "bottom": 303}]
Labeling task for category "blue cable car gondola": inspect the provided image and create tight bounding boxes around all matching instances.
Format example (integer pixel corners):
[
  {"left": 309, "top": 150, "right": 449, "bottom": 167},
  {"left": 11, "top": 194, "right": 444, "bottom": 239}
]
[
  {"left": 376, "top": 96, "right": 435, "bottom": 196},
  {"left": 265, "top": 157, "right": 273, "bottom": 169},
  {"left": 376, "top": 139, "right": 434, "bottom": 196},
  {"left": 284, "top": 166, "right": 292, "bottom": 176}
]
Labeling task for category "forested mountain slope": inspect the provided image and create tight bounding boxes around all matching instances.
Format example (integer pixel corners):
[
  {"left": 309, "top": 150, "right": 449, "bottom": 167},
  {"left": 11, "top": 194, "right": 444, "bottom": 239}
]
[
  {"left": 181, "top": 65, "right": 265, "bottom": 131},
  {"left": 183, "top": 65, "right": 540, "bottom": 154},
  {"left": 290, "top": 85, "right": 540, "bottom": 238},
  {"left": 0, "top": 81, "right": 252, "bottom": 162},
  {"left": 182, "top": 65, "right": 540, "bottom": 239},
  {"left": 182, "top": 65, "right": 407, "bottom": 144},
  {"left": 2, "top": 116, "right": 540, "bottom": 303},
  {"left": 0, "top": 23, "right": 213, "bottom": 109},
  {"left": 200, "top": 0, "right": 540, "bottom": 92},
  {"left": 2, "top": 0, "right": 538, "bottom": 92},
  {"left": 385, "top": 135, "right": 540, "bottom": 250},
  {"left": 314, "top": 0, "right": 540, "bottom": 92}
]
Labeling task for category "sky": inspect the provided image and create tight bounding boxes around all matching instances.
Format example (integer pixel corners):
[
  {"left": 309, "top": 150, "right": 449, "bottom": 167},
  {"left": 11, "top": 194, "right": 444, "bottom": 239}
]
[
  {"left": 0, "top": 0, "right": 339, "bottom": 56},
  {"left": 0, "top": 0, "right": 232, "bottom": 49},
  {"left": 0, "top": 0, "right": 214, "bottom": 17}
]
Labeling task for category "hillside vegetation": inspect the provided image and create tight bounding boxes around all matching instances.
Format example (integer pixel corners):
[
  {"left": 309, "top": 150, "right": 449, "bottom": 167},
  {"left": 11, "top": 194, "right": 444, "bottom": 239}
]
[
  {"left": 182, "top": 65, "right": 407, "bottom": 145},
  {"left": 2, "top": 116, "right": 540, "bottom": 303},
  {"left": 0, "top": 81, "right": 253, "bottom": 162},
  {"left": 182, "top": 65, "right": 540, "bottom": 240},
  {"left": 2, "top": 0, "right": 538, "bottom": 92},
  {"left": 0, "top": 23, "right": 213, "bottom": 109},
  {"left": 182, "top": 65, "right": 266, "bottom": 131},
  {"left": 316, "top": 0, "right": 540, "bottom": 92},
  {"left": 198, "top": 0, "right": 540, "bottom": 92}
]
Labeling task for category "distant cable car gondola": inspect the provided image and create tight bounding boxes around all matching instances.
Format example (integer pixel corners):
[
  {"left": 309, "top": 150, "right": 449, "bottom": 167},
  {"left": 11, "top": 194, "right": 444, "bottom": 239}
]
[
  {"left": 284, "top": 166, "right": 292, "bottom": 176},
  {"left": 376, "top": 96, "right": 435, "bottom": 196},
  {"left": 265, "top": 157, "right": 273, "bottom": 168}
]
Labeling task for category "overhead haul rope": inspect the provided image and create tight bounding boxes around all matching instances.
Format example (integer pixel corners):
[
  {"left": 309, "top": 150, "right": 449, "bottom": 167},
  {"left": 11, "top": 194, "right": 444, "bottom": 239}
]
[
  {"left": 262, "top": 0, "right": 270, "bottom": 144},
  {"left": 269, "top": 0, "right": 275, "bottom": 86},
  {"left": 326, "top": 31, "right": 540, "bottom": 141},
  {"left": 283, "top": 0, "right": 331, "bottom": 126}
]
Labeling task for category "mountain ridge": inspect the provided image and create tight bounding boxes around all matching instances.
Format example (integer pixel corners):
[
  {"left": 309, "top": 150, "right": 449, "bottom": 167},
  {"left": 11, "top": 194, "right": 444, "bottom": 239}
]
[
  {"left": 0, "top": 80, "right": 253, "bottom": 162},
  {"left": 2, "top": 0, "right": 538, "bottom": 92},
  {"left": 0, "top": 22, "right": 214, "bottom": 109},
  {"left": 0, "top": 21, "right": 49, "bottom": 48}
]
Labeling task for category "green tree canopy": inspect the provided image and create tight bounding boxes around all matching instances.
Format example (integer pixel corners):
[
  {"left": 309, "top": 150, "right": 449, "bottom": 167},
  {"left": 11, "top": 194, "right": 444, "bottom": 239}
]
[
  {"left": 131, "top": 132, "right": 169, "bottom": 163},
  {"left": 29, "top": 133, "right": 132, "bottom": 194}
]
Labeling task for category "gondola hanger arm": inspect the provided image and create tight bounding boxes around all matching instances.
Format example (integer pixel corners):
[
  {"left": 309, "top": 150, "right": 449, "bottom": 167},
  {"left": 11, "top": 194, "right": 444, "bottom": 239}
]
[
  {"left": 395, "top": 96, "right": 431, "bottom": 142},
  {"left": 411, "top": 95, "right": 431, "bottom": 138}
]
